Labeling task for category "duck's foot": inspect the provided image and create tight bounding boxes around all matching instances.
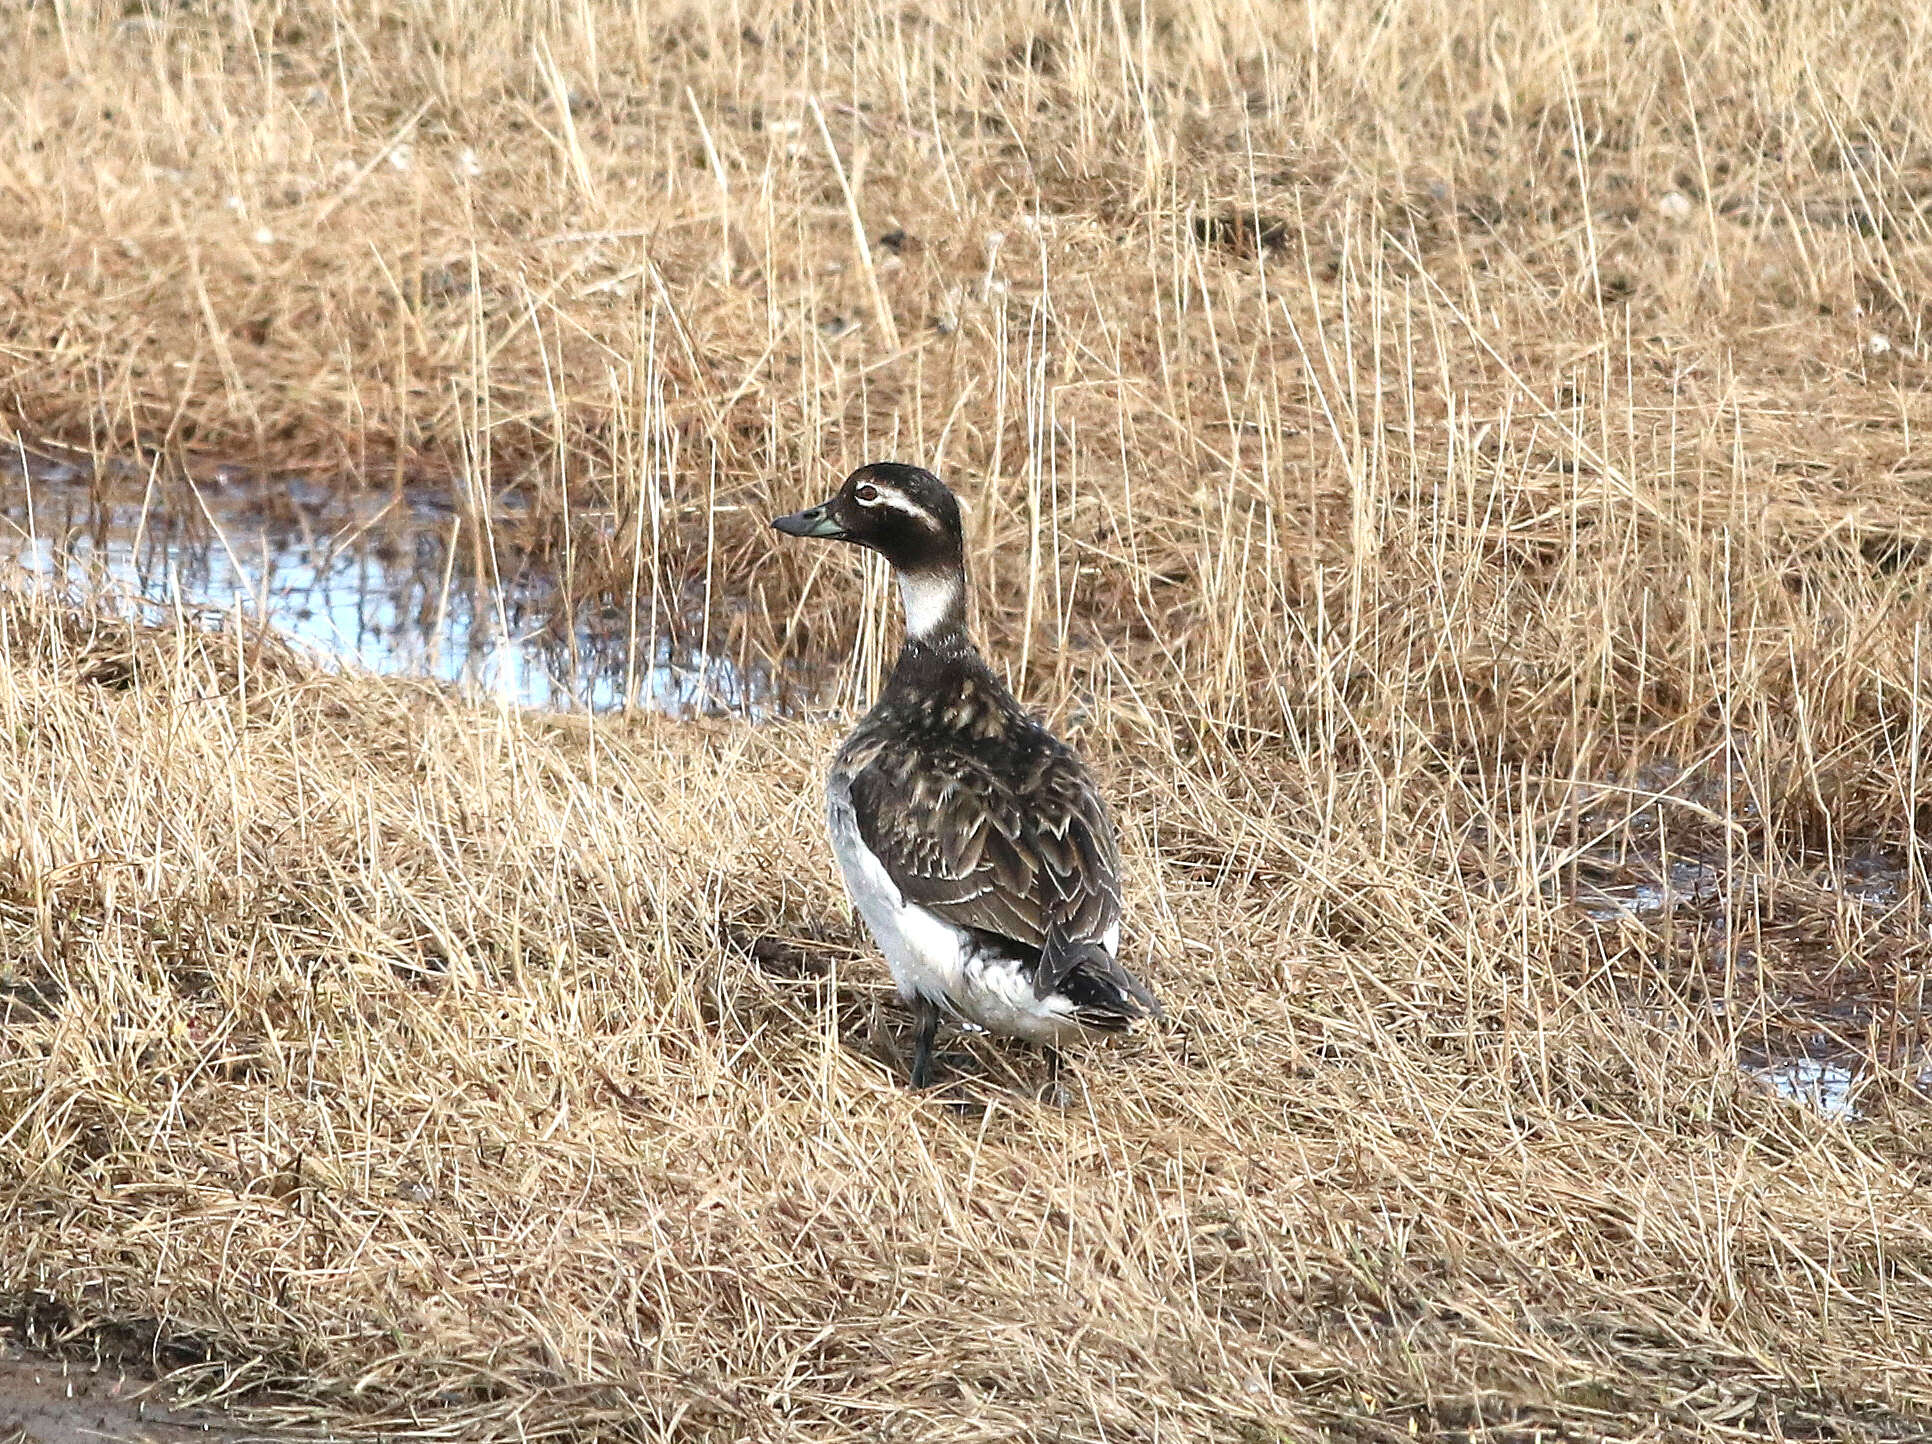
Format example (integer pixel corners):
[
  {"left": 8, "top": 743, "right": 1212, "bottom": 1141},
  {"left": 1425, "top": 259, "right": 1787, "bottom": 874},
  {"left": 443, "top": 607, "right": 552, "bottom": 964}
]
[{"left": 939, "top": 1086, "right": 993, "bottom": 1118}]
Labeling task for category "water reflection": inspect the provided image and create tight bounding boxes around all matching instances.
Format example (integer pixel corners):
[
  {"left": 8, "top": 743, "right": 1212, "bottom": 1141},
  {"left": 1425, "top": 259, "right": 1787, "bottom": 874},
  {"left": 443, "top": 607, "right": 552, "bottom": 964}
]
[
  {"left": 0, "top": 453, "right": 813, "bottom": 716},
  {"left": 1750, "top": 1056, "right": 1860, "bottom": 1118},
  {"left": 1556, "top": 820, "right": 1926, "bottom": 1120},
  {"left": 1571, "top": 853, "right": 1725, "bottom": 922}
]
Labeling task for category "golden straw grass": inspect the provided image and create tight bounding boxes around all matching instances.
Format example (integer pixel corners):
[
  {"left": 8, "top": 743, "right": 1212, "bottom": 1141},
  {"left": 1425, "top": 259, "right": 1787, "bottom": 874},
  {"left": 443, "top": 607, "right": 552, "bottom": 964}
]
[{"left": 2, "top": 1, "right": 1931, "bottom": 1439}]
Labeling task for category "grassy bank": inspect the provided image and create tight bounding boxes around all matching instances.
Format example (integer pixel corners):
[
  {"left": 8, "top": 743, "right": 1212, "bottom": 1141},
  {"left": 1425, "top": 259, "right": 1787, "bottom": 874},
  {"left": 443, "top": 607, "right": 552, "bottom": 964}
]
[
  {"left": 0, "top": 591, "right": 1926, "bottom": 1442},
  {"left": 3, "top": 0, "right": 1932, "bottom": 1439},
  {"left": 9, "top": 0, "right": 1932, "bottom": 692}
]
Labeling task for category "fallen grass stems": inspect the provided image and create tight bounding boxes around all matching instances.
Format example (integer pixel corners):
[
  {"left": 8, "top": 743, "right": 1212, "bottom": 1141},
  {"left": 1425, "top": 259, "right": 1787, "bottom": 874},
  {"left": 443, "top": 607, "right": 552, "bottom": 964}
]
[{"left": 3, "top": 1, "right": 1932, "bottom": 1439}]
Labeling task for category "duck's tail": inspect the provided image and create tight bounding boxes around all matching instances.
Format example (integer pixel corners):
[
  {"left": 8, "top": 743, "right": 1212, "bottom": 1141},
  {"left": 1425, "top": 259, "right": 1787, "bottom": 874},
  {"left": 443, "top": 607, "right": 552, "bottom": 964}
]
[{"left": 1046, "top": 941, "right": 1163, "bottom": 1029}]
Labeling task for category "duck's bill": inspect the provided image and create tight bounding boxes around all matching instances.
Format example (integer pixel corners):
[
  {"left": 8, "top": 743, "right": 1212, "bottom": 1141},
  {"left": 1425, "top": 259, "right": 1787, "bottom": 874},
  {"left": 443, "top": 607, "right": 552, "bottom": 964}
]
[{"left": 772, "top": 502, "right": 847, "bottom": 539}]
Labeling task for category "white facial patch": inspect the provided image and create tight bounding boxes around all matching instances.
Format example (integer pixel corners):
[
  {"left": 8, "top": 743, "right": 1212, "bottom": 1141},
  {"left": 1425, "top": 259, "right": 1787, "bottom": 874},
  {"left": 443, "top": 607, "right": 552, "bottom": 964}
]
[
  {"left": 855, "top": 486, "right": 930, "bottom": 522},
  {"left": 898, "top": 570, "right": 962, "bottom": 640}
]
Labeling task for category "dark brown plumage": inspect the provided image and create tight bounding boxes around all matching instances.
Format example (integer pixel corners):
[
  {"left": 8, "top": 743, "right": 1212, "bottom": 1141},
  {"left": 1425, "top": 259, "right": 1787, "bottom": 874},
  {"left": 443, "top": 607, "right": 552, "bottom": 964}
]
[
  {"left": 773, "top": 462, "right": 1161, "bottom": 1089},
  {"left": 836, "top": 656, "right": 1124, "bottom": 982}
]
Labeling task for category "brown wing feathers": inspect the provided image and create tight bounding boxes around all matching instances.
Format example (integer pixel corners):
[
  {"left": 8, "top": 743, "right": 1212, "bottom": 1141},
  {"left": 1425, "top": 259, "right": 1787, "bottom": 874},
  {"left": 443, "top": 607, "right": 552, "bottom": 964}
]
[{"left": 842, "top": 725, "right": 1122, "bottom": 958}]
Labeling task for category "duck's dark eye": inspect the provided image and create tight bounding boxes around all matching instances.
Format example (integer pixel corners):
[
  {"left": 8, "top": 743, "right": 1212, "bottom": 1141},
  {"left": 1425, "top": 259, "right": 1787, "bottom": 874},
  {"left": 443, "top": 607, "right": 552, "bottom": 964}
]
[{"left": 855, "top": 484, "right": 880, "bottom": 503}]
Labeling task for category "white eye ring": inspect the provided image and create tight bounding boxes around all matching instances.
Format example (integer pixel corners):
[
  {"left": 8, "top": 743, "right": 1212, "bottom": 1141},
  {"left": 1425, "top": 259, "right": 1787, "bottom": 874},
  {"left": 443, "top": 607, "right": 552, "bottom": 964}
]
[{"left": 854, "top": 484, "right": 881, "bottom": 505}]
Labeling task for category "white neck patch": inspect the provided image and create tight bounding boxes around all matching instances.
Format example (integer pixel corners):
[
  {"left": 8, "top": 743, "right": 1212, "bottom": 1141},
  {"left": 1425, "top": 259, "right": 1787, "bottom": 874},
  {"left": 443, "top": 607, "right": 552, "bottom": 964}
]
[{"left": 898, "top": 570, "right": 962, "bottom": 641}]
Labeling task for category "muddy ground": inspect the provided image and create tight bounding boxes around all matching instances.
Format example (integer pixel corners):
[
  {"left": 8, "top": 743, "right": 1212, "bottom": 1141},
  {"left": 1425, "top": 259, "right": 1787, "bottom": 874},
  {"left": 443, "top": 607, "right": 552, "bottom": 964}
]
[{"left": 0, "top": 1340, "right": 270, "bottom": 1444}]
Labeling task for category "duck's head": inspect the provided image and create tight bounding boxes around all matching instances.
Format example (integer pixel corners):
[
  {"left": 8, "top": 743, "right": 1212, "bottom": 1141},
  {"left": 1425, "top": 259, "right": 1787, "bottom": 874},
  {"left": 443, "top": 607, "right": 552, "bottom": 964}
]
[
  {"left": 774, "top": 463, "right": 968, "bottom": 640},
  {"left": 772, "top": 463, "right": 964, "bottom": 571}
]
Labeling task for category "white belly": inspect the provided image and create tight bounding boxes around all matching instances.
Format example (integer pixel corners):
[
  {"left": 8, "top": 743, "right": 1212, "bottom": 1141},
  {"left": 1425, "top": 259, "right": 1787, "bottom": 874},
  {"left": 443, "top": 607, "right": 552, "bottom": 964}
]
[{"left": 826, "top": 776, "right": 1083, "bottom": 1045}]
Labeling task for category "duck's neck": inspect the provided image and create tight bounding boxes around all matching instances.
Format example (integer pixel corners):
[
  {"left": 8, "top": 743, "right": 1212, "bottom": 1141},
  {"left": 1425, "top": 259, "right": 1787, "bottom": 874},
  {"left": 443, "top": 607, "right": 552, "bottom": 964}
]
[
  {"left": 880, "top": 559, "right": 1012, "bottom": 713},
  {"left": 897, "top": 563, "right": 967, "bottom": 647}
]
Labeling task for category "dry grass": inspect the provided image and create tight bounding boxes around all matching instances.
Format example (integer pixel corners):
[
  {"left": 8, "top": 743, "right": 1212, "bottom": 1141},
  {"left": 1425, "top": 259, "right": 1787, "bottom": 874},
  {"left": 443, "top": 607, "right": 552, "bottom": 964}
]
[{"left": 3, "top": 0, "right": 1932, "bottom": 1439}]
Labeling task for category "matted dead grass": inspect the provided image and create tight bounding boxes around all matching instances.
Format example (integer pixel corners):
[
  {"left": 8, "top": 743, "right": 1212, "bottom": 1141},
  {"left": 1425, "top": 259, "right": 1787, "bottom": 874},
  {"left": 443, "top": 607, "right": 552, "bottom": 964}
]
[
  {"left": 3, "top": 0, "right": 1932, "bottom": 1439},
  {"left": 0, "top": 588, "right": 1927, "bottom": 1443}
]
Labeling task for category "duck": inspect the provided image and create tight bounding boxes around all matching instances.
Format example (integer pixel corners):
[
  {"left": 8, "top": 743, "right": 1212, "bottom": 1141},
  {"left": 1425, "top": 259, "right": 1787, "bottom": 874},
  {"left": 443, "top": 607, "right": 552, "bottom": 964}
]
[{"left": 772, "top": 462, "right": 1161, "bottom": 1089}]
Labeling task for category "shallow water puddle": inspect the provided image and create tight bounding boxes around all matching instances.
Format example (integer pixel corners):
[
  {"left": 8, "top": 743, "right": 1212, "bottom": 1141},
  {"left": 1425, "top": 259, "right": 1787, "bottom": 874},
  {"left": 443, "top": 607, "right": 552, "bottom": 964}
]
[
  {"left": 1750, "top": 1056, "right": 1861, "bottom": 1118},
  {"left": 1570, "top": 848, "right": 1910, "bottom": 924},
  {"left": 1, "top": 449, "right": 812, "bottom": 715},
  {"left": 1560, "top": 836, "right": 1927, "bottom": 1119}
]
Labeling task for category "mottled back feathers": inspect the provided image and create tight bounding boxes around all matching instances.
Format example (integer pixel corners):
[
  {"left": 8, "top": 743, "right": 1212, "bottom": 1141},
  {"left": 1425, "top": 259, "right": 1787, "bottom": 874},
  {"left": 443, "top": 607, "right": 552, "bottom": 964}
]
[{"left": 835, "top": 645, "right": 1123, "bottom": 963}]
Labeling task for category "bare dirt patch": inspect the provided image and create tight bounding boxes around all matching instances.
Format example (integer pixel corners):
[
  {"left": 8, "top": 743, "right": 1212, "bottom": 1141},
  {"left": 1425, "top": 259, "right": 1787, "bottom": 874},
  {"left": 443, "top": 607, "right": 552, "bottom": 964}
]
[{"left": 0, "top": 1342, "right": 261, "bottom": 1444}]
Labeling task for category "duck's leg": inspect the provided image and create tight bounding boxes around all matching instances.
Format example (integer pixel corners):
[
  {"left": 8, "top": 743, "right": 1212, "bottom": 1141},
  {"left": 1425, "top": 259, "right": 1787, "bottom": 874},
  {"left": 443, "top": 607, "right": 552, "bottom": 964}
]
[
  {"left": 1038, "top": 1044, "right": 1073, "bottom": 1106},
  {"left": 908, "top": 995, "right": 942, "bottom": 1088}
]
